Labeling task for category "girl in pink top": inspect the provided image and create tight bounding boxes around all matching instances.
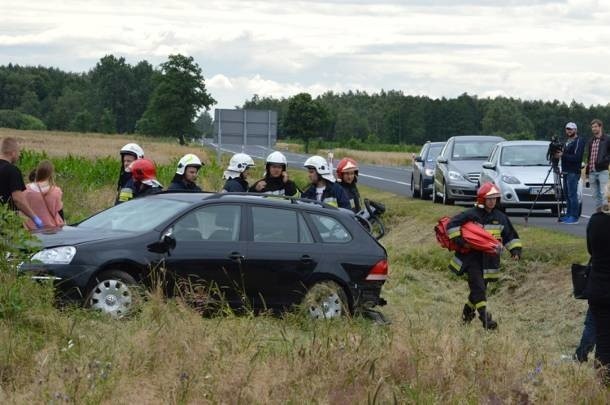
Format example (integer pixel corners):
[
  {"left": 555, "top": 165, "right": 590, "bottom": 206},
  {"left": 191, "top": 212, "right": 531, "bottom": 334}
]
[{"left": 24, "top": 160, "right": 65, "bottom": 230}]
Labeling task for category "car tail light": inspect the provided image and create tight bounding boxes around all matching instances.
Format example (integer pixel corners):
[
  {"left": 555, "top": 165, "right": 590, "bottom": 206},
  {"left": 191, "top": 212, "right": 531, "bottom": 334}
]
[{"left": 366, "top": 259, "right": 388, "bottom": 281}]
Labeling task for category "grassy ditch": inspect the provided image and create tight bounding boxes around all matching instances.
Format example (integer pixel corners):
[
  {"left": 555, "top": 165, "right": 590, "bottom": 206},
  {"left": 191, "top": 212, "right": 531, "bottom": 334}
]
[{"left": 0, "top": 130, "right": 608, "bottom": 403}]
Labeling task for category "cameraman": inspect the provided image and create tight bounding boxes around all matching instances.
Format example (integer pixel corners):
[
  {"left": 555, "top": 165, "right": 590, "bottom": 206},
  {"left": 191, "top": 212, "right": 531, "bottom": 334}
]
[{"left": 556, "top": 122, "right": 585, "bottom": 224}]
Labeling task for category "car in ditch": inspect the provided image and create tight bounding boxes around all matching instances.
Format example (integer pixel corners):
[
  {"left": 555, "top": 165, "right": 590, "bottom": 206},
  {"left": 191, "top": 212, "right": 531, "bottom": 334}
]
[
  {"left": 479, "top": 140, "right": 582, "bottom": 215},
  {"left": 433, "top": 135, "right": 505, "bottom": 205},
  {"left": 20, "top": 192, "right": 388, "bottom": 319},
  {"left": 411, "top": 141, "right": 445, "bottom": 199}
]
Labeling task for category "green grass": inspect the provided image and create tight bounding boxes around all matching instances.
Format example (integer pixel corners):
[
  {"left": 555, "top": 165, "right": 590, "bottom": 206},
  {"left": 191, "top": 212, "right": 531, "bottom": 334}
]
[{"left": 1, "top": 150, "right": 609, "bottom": 403}]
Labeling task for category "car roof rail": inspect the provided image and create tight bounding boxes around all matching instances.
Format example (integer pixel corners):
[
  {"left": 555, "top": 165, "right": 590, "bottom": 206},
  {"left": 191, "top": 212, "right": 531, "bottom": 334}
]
[{"left": 206, "top": 192, "right": 337, "bottom": 209}]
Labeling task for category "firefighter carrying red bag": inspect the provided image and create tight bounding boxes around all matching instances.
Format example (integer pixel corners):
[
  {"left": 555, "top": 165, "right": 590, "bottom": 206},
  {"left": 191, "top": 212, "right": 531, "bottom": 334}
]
[{"left": 435, "top": 182, "right": 522, "bottom": 330}]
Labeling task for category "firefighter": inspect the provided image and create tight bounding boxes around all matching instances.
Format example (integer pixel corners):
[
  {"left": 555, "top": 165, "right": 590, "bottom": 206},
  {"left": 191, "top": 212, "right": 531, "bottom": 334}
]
[
  {"left": 222, "top": 153, "right": 255, "bottom": 192},
  {"left": 336, "top": 157, "right": 361, "bottom": 213},
  {"left": 168, "top": 154, "right": 203, "bottom": 191},
  {"left": 127, "top": 158, "right": 163, "bottom": 200},
  {"left": 115, "top": 143, "right": 144, "bottom": 205},
  {"left": 301, "top": 155, "right": 350, "bottom": 209},
  {"left": 250, "top": 151, "right": 298, "bottom": 196},
  {"left": 446, "top": 182, "right": 522, "bottom": 330}
]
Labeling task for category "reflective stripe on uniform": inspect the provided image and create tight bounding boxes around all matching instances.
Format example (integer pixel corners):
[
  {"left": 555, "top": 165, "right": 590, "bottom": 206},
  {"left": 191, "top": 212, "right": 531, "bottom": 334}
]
[
  {"left": 322, "top": 197, "right": 338, "bottom": 207},
  {"left": 505, "top": 238, "right": 522, "bottom": 251},
  {"left": 483, "top": 268, "right": 500, "bottom": 280},
  {"left": 447, "top": 226, "right": 461, "bottom": 239},
  {"left": 449, "top": 256, "right": 463, "bottom": 274},
  {"left": 466, "top": 301, "right": 475, "bottom": 309},
  {"left": 484, "top": 224, "right": 503, "bottom": 238},
  {"left": 118, "top": 188, "right": 133, "bottom": 202},
  {"left": 474, "top": 300, "right": 487, "bottom": 309}
]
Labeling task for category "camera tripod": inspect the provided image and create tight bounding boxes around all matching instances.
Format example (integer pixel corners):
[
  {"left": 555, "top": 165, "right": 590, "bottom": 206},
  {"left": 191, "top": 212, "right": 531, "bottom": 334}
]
[{"left": 525, "top": 159, "right": 565, "bottom": 223}]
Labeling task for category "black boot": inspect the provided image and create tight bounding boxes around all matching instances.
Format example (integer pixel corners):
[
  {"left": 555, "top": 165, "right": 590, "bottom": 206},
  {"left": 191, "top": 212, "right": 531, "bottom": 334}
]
[
  {"left": 478, "top": 310, "right": 498, "bottom": 330},
  {"left": 462, "top": 303, "right": 476, "bottom": 323}
]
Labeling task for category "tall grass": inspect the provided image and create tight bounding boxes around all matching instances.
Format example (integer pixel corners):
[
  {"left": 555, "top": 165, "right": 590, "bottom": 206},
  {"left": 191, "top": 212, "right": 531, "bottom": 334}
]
[{"left": 1, "top": 131, "right": 609, "bottom": 402}]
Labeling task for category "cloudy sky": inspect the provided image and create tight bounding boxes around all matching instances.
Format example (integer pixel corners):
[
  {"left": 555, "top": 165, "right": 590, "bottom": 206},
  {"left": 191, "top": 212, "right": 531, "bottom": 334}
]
[{"left": 2, "top": 0, "right": 610, "bottom": 110}]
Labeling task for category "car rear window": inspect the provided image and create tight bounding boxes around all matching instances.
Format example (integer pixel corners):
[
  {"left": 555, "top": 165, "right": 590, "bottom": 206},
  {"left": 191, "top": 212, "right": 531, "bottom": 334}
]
[{"left": 309, "top": 213, "right": 352, "bottom": 243}]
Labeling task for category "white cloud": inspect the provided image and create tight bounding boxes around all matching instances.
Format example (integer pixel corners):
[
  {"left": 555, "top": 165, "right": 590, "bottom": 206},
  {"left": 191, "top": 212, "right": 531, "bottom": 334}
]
[{"left": 2, "top": 0, "right": 610, "bottom": 107}]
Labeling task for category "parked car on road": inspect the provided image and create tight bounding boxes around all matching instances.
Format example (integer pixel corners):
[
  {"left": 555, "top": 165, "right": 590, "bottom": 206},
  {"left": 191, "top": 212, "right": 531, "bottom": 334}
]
[
  {"left": 433, "top": 135, "right": 505, "bottom": 205},
  {"left": 411, "top": 141, "right": 445, "bottom": 199},
  {"left": 20, "top": 192, "right": 388, "bottom": 319},
  {"left": 479, "top": 140, "right": 582, "bottom": 215}
]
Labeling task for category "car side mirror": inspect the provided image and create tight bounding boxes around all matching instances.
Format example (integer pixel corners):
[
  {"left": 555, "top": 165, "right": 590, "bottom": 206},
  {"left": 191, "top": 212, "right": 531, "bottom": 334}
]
[
  {"left": 414, "top": 156, "right": 423, "bottom": 163},
  {"left": 147, "top": 235, "right": 177, "bottom": 254},
  {"left": 437, "top": 157, "right": 448, "bottom": 164},
  {"left": 482, "top": 162, "right": 496, "bottom": 170}
]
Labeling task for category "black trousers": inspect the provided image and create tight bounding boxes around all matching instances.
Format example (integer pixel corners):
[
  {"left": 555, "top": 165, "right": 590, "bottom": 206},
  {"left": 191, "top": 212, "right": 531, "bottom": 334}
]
[
  {"left": 589, "top": 301, "right": 610, "bottom": 375},
  {"left": 464, "top": 254, "right": 487, "bottom": 308}
]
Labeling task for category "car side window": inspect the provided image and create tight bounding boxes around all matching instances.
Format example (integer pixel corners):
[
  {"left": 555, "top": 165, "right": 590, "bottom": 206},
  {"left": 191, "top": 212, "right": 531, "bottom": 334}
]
[
  {"left": 172, "top": 205, "right": 241, "bottom": 242},
  {"left": 309, "top": 213, "right": 352, "bottom": 243},
  {"left": 252, "top": 207, "right": 313, "bottom": 243}
]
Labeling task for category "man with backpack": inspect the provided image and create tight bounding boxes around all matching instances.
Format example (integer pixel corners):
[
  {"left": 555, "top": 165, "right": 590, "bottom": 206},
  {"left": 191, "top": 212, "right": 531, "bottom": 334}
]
[{"left": 445, "top": 182, "right": 522, "bottom": 330}]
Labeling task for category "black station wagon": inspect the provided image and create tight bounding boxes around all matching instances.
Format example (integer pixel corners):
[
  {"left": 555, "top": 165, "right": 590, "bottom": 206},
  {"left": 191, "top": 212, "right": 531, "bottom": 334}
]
[{"left": 21, "top": 192, "right": 388, "bottom": 319}]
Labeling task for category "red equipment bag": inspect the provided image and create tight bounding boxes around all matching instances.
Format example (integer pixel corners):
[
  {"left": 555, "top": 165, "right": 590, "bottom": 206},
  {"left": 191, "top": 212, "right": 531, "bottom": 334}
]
[{"left": 435, "top": 216, "right": 501, "bottom": 255}]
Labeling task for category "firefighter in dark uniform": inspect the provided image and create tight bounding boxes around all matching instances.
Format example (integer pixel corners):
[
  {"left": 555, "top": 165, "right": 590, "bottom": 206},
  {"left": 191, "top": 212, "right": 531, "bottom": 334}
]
[
  {"left": 301, "top": 155, "right": 350, "bottom": 209},
  {"left": 336, "top": 157, "right": 361, "bottom": 213},
  {"left": 168, "top": 154, "right": 203, "bottom": 191},
  {"left": 125, "top": 158, "right": 164, "bottom": 200},
  {"left": 446, "top": 182, "right": 522, "bottom": 330},
  {"left": 222, "top": 153, "right": 255, "bottom": 193},
  {"left": 249, "top": 151, "right": 298, "bottom": 196}
]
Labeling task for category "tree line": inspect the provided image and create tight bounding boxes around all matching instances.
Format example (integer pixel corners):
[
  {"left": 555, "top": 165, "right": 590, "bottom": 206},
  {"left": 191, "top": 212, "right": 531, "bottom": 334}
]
[
  {"left": 3, "top": 55, "right": 610, "bottom": 147},
  {"left": 0, "top": 54, "right": 214, "bottom": 144},
  {"left": 243, "top": 91, "right": 610, "bottom": 148}
]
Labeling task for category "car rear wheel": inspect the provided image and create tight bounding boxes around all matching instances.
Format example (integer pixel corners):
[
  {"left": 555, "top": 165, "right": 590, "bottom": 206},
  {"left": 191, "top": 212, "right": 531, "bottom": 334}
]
[
  {"left": 86, "top": 270, "right": 138, "bottom": 318},
  {"left": 411, "top": 174, "right": 420, "bottom": 198},
  {"left": 443, "top": 182, "right": 454, "bottom": 205},
  {"left": 303, "top": 281, "right": 349, "bottom": 319},
  {"left": 432, "top": 182, "right": 441, "bottom": 203}
]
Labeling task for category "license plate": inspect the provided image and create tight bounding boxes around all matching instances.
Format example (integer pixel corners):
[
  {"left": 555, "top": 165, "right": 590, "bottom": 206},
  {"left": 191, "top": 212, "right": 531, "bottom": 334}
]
[{"left": 529, "top": 186, "right": 555, "bottom": 195}]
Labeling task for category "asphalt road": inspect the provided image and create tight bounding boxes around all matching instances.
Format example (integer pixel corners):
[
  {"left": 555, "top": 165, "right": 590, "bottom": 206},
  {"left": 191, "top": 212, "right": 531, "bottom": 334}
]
[{"left": 206, "top": 141, "right": 592, "bottom": 238}]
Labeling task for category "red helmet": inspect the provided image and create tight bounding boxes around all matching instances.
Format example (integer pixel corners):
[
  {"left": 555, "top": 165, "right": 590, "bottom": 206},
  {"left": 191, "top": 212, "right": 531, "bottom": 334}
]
[
  {"left": 476, "top": 182, "right": 501, "bottom": 208},
  {"left": 336, "top": 157, "right": 359, "bottom": 179},
  {"left": 128, "top": 158, "right": 157, "bottom": 182}
]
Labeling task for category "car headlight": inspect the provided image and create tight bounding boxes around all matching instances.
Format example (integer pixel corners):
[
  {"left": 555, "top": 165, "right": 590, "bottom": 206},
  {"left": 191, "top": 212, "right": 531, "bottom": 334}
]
[
  {"left": 31, "top": 246, "right": 76, "bottom": 264},
  {"left": 424, "top": 168, "right": 435, "bottom": 177},
  {"left": 448, "top": 170, "right": 465, "bottom": 181},
  {"left": 501, "top": 175, "right": 520, "bottom": 184}
]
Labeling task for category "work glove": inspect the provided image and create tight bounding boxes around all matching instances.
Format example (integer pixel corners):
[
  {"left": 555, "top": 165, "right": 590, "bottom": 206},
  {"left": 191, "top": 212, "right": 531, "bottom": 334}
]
[
  {"left": 494, "top": 244, "right": 504, "bottom": 256},
  {"left": 33, "top": 216, "right": 44, "bottom": 229}
]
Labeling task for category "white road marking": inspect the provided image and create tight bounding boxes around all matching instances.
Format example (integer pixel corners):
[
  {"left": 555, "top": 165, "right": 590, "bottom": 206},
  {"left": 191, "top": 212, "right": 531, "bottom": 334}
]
[{"left": 359, "top": 173, "right": 410, "bottom": 186}]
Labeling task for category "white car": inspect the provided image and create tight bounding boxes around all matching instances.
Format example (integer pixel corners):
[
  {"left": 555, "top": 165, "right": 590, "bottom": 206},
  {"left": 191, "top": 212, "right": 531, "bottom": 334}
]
[{"left": 479, "top": 140, "right": 582, "bottom": 216}]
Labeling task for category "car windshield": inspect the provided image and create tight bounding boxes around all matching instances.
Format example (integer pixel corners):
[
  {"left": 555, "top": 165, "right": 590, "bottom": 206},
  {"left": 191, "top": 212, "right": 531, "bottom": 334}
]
[
  {"left": 452, "top": 141, "right": 498, "bottom": 160},
  {"left": 500, "top": 145, "right": 549, "bottom": 166},
  {"left": 77, "top": 198, "right": 191, "bottom": 232},
  {"left": 427, "top": 145, "right": 443, "bottom": 161}
]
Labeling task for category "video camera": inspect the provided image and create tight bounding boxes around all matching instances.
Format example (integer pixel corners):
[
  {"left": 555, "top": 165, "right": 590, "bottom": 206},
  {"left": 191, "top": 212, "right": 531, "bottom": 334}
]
[{"left": 546, "top": 136, "right": 564, "bottom": 167}]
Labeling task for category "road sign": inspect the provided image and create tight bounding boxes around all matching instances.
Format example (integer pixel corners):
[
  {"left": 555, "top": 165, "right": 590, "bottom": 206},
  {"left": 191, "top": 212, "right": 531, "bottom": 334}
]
[{"left": 213, "top": 109, "right": 277, "bottom": 147}]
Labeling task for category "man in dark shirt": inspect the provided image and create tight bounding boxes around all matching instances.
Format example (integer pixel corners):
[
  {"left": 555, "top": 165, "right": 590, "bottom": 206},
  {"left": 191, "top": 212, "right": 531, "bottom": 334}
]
[
  {"left": 556, "top": 122, "right": 585, "bottom": 224},
  {"left": 0, "top": 137, "right": 43, "bottom": 228}
]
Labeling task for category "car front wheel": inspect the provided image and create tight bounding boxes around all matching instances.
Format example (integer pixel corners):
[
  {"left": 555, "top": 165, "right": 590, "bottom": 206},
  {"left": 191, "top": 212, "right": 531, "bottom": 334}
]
[
  {"left": 303, "top": 281, "right": 349, "bottom": 319},
  {"left": 411, "top": 174, "right": 420, "bottom": 198},
  {"left": 86, "top": 270, "right": 138, "bottom": 318}
]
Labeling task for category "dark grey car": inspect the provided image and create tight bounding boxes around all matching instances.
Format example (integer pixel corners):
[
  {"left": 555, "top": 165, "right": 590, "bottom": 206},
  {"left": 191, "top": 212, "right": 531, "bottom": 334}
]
[
  {"left": 411, "top": 141, "right": 445, "bottom": 199},
  {"left": 433, "top": 135, "right": 505, "bottom": 205}
]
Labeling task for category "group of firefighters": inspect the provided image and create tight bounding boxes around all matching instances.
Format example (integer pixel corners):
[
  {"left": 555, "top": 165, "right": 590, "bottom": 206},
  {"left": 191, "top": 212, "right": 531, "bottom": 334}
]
[
  {"left": 116, "top": 142, "right": 523, "bottom": 331},
  {"left": 114, "top": 142, "right": 361, "bottom": 212}
]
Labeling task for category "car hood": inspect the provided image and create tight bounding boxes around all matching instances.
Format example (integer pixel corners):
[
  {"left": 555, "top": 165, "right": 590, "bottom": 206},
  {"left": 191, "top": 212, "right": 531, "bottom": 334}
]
[
  {"left": 32, "top": 226, "right": 136, "bottom": 248},
  {"left": 449, "top": 160, "right": 485, "bottom": 174},
  {"left": 500, "top": 166, "right": 553, "bottom": 184}
]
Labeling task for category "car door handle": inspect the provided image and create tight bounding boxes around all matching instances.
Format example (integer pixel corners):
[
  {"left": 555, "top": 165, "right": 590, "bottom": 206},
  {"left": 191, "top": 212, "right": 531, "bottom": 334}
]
[
  {"left": 300, "top": 255, "right": 314, "bottom": 264},
  {"left": 228, "top": 252, "right": 244, "bottom": 261}
]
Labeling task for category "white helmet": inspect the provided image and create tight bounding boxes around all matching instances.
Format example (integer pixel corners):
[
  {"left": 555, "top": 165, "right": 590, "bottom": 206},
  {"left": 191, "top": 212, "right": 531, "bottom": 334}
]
[
  {"left": 227, "top": 153, "right": 255, "bottom": 173},
  {"left": 304, "top": 155, "right": 335, "bottom": 182},
  {"left": 266, "top": 151, "right": 287, "bottom": 166},
  {"left": 120, "top": 143, "right": 144, "bottom": 159},
  {"left": 176, "top": 153, "right": 203, "bottom": 175}
]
